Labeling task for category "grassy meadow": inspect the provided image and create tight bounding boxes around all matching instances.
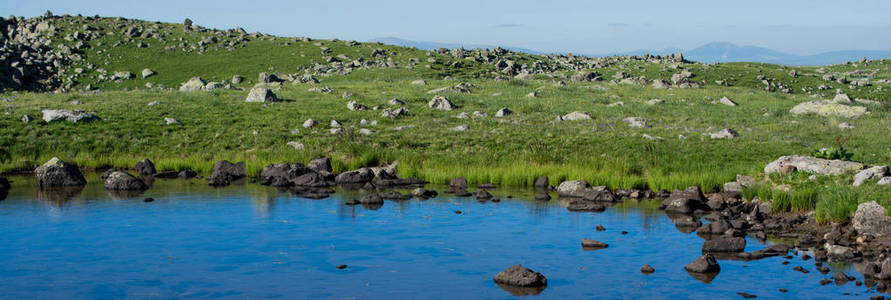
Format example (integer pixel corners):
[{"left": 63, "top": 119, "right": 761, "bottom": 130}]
[{"left": 2, "top": 15, "right": 891, "bottom": 222}]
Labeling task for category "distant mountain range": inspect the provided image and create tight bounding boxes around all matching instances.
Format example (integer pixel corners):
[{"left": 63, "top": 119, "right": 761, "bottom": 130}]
[{"left": 370, "top": 38, "right": 891, "bottom": 66}]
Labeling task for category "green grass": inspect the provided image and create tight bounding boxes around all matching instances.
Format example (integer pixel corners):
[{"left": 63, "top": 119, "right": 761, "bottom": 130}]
[{"left": 1, "top": 14, "right": 890, "bottom": 223}]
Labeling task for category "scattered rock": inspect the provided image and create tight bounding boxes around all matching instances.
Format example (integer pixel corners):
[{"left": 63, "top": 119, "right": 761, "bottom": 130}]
[
  {"left": 347, "top": 100, "right": 367, "bottom": 111},
  {"left": 622, "top": 117, "right": 647, "bottom": 129},
  {"left": 141, "top": 69, "right": 155, "bottom": 78},
  {"left": 135, "top": 158, "right": 156, "bottom": 177},
  {"left": 562, "top": 111, "right": 591, "bottom": 121},
  {"left": 179, "top": 77, "right": 206, "bottom": 92},
  {"left": 495, "top": 108, "right": 512, "bottom": 117},
  {"left": 641, "top": 265, "right": 655, "bottom": 274},
  {"left": 245, "top": 87, "right": 278, "bottom": 103},
  {"left": 428, "top": 95, "right": 456, "bottom": 110},
  {"left": 719, "top": 96, "right": 738, "bottom": 107},
  {"left": 42, "top": 109, "right": 99, "bottom": 123},
  {"left": 710, "top": 128, "right": 739, "bottom": 139},
  {"left": 208, "top": 160, "right": 246, "bottom": 186}
]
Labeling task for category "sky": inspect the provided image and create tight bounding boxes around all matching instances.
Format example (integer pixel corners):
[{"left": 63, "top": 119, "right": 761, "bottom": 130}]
[{"left": 5, "top": 0, "right": 891, "bottom": 55}]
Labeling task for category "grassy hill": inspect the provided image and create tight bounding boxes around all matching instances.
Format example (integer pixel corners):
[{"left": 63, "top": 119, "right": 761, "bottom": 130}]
[{"left": 1, "top": 14, "right": 890, "bottom": 222}]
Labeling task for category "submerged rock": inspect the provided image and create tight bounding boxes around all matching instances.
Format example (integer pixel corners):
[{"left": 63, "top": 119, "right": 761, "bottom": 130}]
[{"left": 35, "top": 157, "right": 87, "bottom": 187}]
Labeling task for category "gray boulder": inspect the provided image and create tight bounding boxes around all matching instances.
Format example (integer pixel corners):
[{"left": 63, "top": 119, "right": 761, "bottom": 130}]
[
  {"left": 335, "top": 168, "right": 374, "bottom": 184},
  {"left": 428, "top": 95, "right": 456, "bottom": 110},
  {"left": 179, "top": 77, "right": 206, "bottom": 92},
  {"left": 141, "top": 69, "right": 155, "bottom": 78},
  {"left": 246, "top": 87, "right": 278, "bottom": 103},
  {"left": 42, "top": 110, "right": 99, "bottom": 123},
  {"left": 790, "top": 100, "right": 868, "bottom": 118},
  {"left": 562, "top": 111, "right": 591, "bottom": 121},
  {"left": 719, "top": 96, "right": 738, "bottom": 107},
  {"left": 35, "top": 157, "right": 87, "bottom": 187},
  {"left": 104, "top": 171, "right": 148, "bottom": 190},
  {"left": 853, "top": 166, "right": 888, "bottom": 186},
  {"left": 764, "top": 155, "right": 863, "bottom": 176},
  {"left": 710, "top": 128, "right": 739, "bottom": 139},
  {"left": 853, "top": 201, "right": 890, "bottom": 236}
]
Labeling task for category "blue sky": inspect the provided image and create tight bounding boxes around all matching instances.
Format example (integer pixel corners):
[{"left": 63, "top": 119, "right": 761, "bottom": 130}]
[{"left": 6, "top": 0, "right": 891, "bottom": 55}]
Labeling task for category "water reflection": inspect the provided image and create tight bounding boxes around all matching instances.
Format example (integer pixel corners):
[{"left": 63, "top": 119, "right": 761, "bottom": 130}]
[
  {"left": 36, "top": 186, "right": 84, "bottom": 206},
  {"left": 495, "top": 282, "right": 546, "bottom": 296},
  {"left": 106, "top": 189, "right": 146, "bottom": 201}
]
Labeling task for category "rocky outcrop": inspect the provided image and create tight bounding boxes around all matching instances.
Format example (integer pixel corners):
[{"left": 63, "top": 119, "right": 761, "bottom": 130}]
[
  {"left": 561, "top": 111, "right": 591, "bottom": 121},
  {"left": 764, "top": 156, "right": 863, "bottom": 176},
  {"left": 790, "top": 100, "right": 868, "bottom": 118},
  {"left": 35, "top": 157, "right": 87, "bottom": 187},
  {"left": 853, "top": 166, "right": 888, "bottom": 186}
]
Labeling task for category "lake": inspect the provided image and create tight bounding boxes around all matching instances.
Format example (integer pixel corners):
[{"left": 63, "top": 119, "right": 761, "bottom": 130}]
[{"left": 0, "top": 176, "right": 878, "bottom": 299}]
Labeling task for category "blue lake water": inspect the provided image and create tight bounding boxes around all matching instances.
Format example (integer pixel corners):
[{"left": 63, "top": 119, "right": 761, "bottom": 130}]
[{"left": 0, "top": 176, "right": 881, "bottom": 299}]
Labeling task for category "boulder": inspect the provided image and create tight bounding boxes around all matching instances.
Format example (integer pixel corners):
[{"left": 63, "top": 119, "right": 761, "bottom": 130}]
[
  {"left": 685, "top": 254, "right": 720, "bottom": 273},
  {"left": 135, "top": 158, "right": 156, "bottom": 177},
  {"left": 179, "top": 77, "right": 206, "bottom": 92},
  {"left": 335, "top": 168, "right": 374, "bottom": 184},
  {"left": 562, "top": 111, "right": 591, "bottom": 121},
  {"left": 450, "top": 177, "right": 468, "bottom": 189},
  {"left": 853, "top": 166, "right": 889, "bottom": 186},
  {"left": 556, "top": 180, "right": 589, "bottom": 197},
  {"left": 493, "top": 265, "right": 547, "bottom": 287},
  {"left": 178, "top": 170, "right": 198, "bottom": 179},
  {"left": 428, "top": 95, "right": 456, "bottom": 110},
  {"left": 702, "top": 237, "right": 746, "bottom": 253},
  {"left": 42, "top": 109, "right": 99, "bottom": 123},
  {"left": 825, "top": 244, "right": 855, "bottom": 260},
  {"left": 719, "top": 96, "right": 738, "bottom": 107},
  {"left": 853, "top": 201, "right": 890, "bottom": 236},
  {"left": 208, "top": 160, "right": 246, "bottom": 186},
  {"left": 346, "top": 100, "right": 367, "bottom": 111},
  {"left": 35, "top": 157, "right": 87, "bottom": 187},
  {"left": 623, "top": 117, "right": 647, "bottom": 129},
  {"left": 876, "top": 258, "right": 891, "bottom": 280},
  {"left": 495, "top": 108, "right": 513, "bottom": 117},
  {"left": 307, "top": 157, "right": 332, "bottom": 173},
  {"left": 411, "top": 188, "right": 438, "bottom": 198},
  {"left": 663, "top": 186, "right": 707, "bottom": 214},
  {"left": 475, "top": 189, "right": 493, "bottom": 200},
  {"left": 581, "top": 239, "right": 608, "bottom": 249},
  {"left": 360, "top": 194, "right": 383, "bottom": 204},
  {"left": 764, "top": 156, "right": 864, "bottom": 176},
  {"left": 141, "top": 69, "right": 155, "bottom": 78},
  {"left": 879, "top": 177, "right": 891, "bottom": 185},
  {"left": 710, "top": 128, "right": 739, "bottom": 139},
  {"left": 258, "top": 72, "right": 283, "bottom": 83},
  {"left": 245, "top": 87, "right": 278, "bottom": 103},
  {"left": 790, "top": 100, "right": 868, "bottom": 118},
  {"left": 104, "top": 171, "right": 148, "bottom": 190},
  {"left": 534, "top": 175, "right": 549, "bottom": 188}
]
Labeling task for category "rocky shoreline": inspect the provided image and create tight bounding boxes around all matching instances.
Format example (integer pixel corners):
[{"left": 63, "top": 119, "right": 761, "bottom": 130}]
[{"left": 2, "top": 155, "right": 891, "bottom": 296}]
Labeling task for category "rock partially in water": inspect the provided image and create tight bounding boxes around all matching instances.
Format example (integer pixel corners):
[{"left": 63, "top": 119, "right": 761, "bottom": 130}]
[
  {"left": 475, "top": 189, "right": 493, "bottom": 200},
  {"left": 360, "top": 194, "right": 383, "bottom": 205},
  {"left": 335, "top": 168, "right": 374, "bottom": 184},
  {"left": 663, "top": 186, "right": 707, "bottom": 214},
  {"left": 411, "top": 188, "right": 438, "bottom": 199},
  {"left": 702, "top": 237, "right": 746, "bottom": 253},
  {"left": 104, "top": 171, "right": 148, "bottom": 191},
  {"left": 534, "top": 175, "right": 549, "bottom": 188},
  {"left": 641, "top": 264, "right": 655, "bottom": 274},
  {"left": 35, "top": 157, "right": 87, "bottom": 187},
  {"left": 178, "top": 170, "right": 198, "bottom": 179},
  {"left": 685, "top": 254, "right": 721, "bottom": 273},
  {"left": 208, "top": 160, "right": 246, "bottom": 186},
  {"left": 450, "top": 177, "right": 468, "bottom": 190},
  {"left": 581, "top": 239, "right": 608, "bottom": 249},
  {"left": 135, "top": 158, "right": 156, "bottom": 177},
  {"left": 493, "top": 265, "right": 547, "bottom": 290}
]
